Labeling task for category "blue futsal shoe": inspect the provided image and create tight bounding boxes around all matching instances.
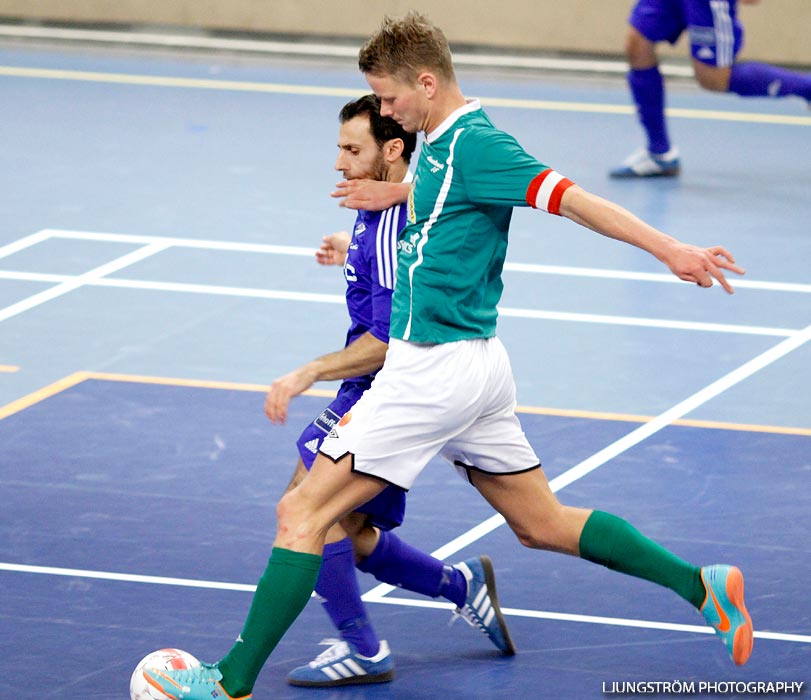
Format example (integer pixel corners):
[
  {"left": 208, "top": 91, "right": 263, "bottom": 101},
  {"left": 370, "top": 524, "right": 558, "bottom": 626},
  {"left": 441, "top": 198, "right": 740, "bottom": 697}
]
[
  {"left": 610, "top": 146, "right": 681, "bottom": 178},
  {"left": 287, "top": 638, "right": 394, "bottom": 687},
  {"left": 452, "top": 555, "right": 516, "bottom": 655},
  {"left": 143, "top": 662, "right": 251, "bottom": 699},
  {"left": 700, "top": 564, "right": 754, "bottom": 665}
]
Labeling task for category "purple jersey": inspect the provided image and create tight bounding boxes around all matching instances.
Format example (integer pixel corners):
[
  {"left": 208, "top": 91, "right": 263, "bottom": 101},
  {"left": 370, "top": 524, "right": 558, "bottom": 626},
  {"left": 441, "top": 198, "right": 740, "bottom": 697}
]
[
  {"left": 295, "top": 196, "right": 409, "bottom": 528},
  {"left": 341, "top": 200, "right": 406, "bottom": 384},
  {"left": 630, "top": 0, "right": 744, "bottom": 67}
]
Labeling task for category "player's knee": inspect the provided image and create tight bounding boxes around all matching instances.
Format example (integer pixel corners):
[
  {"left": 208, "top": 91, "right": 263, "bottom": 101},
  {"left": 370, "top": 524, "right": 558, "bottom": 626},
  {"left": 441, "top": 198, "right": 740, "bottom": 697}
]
[
  {"left": 625, "top": 27, "right": 657, "bottom": 68},
  {"left": 509, "top": 508, "right": 578, "bottom": 553},
  {"left": 693, "top": 62, "right": 730, "bottom": 91},
  {"left": 339, "top": 511, "right": 367, "bottom": 538},
  {"left": 276, "top": 489, "right": 315, "bottom": 538},
  {"left": 509, "top": 521, "right": 553, "bottom": 550},
  {"left": 350, "top": 524, "right": 380, "bottom": 560}
]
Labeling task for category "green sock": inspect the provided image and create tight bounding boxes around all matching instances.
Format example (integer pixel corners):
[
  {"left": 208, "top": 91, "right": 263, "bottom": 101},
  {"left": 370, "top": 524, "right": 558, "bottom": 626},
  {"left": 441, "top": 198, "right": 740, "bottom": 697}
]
[
  {"left": 217, "top": 547, "right": 322, "bottom": 696},
  {"left": 579, "top": 510, "right": 705, "bottom": 609}
]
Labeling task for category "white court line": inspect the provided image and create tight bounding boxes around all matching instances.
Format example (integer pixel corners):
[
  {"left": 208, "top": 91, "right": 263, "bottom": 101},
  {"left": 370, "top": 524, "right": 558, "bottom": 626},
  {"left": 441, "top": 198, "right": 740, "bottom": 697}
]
[
  {"left": 39, "top": 228, "right": 811, "bottom": 294},
  {"left": 0, "top": 242, "right": 171, "bottom": 324},
  {"left": 40, "top": 228, "right": 316, "bottom": 257},
  {"left": 363, "top": 321, "right": 811, "bottom": 599},
  {"left": 503, "top": 261, "right": 811, "bottom": 295},
  {"left": 2, "top": 561, "right": 807, "bottom": 645},
  {"left": 370, "top": 597, "right": 811, "bottom": 644},
  {"left": 0, "top": 562, "right": 256, "bottom": 592},
  {"left": 0, "top": 229, "right": 54, "bottom": 260},
  {"left": 0, "top": 269, "right": 796, "bottom": 337}
]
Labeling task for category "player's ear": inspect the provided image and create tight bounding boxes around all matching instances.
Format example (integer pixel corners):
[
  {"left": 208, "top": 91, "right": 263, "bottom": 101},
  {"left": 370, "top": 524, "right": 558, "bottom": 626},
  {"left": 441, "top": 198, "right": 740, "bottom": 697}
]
[
  {"left": 383, "top": 138, "right": 404, "bottom": 163},
  {"left": 417, "top": 71, "right": 437, "bottom": 98}
]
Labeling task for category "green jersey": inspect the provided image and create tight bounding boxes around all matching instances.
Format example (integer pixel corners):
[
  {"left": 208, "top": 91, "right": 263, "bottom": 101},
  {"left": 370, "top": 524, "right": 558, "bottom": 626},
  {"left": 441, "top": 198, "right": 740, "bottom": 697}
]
[{"left": 391, "top": 101, "right": 573, "bottom": 344}]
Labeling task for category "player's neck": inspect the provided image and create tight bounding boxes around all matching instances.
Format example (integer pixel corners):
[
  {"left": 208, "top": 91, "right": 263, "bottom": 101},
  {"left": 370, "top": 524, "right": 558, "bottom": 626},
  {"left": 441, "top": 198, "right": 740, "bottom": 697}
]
[
  {"left": 424, "top": 83, "right": 467, "bottom": 134},
  {"left": 385, "top": 162, "right": 409, "bottom": 184}
]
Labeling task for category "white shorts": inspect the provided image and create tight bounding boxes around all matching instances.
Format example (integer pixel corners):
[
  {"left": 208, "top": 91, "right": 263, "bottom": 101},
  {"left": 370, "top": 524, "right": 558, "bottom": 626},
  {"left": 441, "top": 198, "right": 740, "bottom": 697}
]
[{"left": 319, "top": 337, "right": 540, "bottom": 490}]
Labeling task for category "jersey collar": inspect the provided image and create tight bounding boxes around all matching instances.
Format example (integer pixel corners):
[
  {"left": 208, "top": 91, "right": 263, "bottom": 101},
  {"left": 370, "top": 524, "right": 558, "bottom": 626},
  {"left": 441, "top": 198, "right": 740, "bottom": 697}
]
[{"left": 425, "top": 99, "right": 481, "bottom": 144}]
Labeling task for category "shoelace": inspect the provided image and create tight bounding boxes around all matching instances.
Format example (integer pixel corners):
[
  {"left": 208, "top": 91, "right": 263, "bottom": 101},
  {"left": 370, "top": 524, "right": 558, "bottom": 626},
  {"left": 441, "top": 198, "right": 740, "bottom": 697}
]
[
  {"left": 448, "top": 604, "right": 483, "bottom": 632},
  {"left": 155, "top": 664, "right": 219, "bottom": 685},
  {"left": 309, "top": 638, "right": 351, "bottom": 667}
]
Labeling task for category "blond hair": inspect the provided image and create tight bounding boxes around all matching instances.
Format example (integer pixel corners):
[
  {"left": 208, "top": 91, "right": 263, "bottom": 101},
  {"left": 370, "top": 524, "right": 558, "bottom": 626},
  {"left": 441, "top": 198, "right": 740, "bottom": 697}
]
[{"left": 359, "top": 11, "right": 455, "bottom": 84}]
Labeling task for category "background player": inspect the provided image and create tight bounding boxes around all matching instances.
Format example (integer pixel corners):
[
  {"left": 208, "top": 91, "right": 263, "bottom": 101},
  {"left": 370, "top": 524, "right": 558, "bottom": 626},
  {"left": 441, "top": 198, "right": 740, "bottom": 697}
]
[
  {"left": 611, "top": 0, "right": 811, "bottom": 177},
  {"left": 145, "top": 14, "right": 752, "bottom": 700},
  {"left": 263, "top": 94, "right": 514, "bottom": 687}
]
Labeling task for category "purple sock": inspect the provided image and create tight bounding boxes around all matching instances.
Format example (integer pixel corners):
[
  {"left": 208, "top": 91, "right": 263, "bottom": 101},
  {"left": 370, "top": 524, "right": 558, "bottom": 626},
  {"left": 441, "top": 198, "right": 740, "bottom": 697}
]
[
  {"left": 357, "top": 530, "right": 467, "bottom": 608},
  {"left": 729, "top": 62, "right": 811, "bottom": 100},
  {"left": 315, "top": 539, "right": 379, "bottom": 657},
  {"left": 628, "top": 66, "right": 671, "bottom": 154}
]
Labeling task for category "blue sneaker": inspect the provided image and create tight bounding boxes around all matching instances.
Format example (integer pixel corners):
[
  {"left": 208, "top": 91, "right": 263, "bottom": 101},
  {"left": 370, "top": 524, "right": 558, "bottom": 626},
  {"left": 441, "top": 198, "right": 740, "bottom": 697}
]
[
  {"left": 610, "top": 146, "right": 681, "bottom": 178},
  {"left": 700, "top": 565, "right": 753, "bottom": 665},
  {"left": 452, "top": 556, "right": 516, "bottom": 655},
  {"left": 143, "top": 662, "right": 251, "bottom": 699},
  {"left": 287, "top": 638, "right": 394, "bottom": 687}
]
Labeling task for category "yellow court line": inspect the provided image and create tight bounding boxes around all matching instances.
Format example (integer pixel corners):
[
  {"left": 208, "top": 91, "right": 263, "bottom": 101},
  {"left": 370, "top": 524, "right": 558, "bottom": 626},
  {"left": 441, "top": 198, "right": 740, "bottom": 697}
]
[
  {"left": 2, "top": 65, "right": 810, "bottom": 127},
  {"left": 1, "top": 369, "right": 808, "bottom": 435},
  {"left": 0, "top": 364, "right": 20, "bottom": 372},
  {"left": 85, "top": 371, "right": 270, "bottom": 393},
  {"left": 85, "top": 371, "right": 337, "bottom": 400},
  {"left": 515, "top": 404, "right": 811, "bottom": 436},
  {"left": 0, "top": 65, "right": 362, "bottom": 98},
  {"left": 0, "top": 371, "right": 90, "bottom": 420}
]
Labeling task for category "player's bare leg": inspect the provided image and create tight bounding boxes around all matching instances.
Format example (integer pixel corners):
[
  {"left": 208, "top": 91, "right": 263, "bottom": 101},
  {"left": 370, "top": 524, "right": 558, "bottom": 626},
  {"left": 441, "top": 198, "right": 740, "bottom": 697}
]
[{"left": 471, "top": 468, "right": 752, "bottom": 664}]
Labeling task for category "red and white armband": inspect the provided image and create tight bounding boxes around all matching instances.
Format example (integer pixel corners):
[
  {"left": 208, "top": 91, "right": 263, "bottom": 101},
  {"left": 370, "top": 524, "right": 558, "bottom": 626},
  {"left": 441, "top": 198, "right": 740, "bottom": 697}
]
[{"left": 525, "top": 169, "right": 574, "bottom": 215}]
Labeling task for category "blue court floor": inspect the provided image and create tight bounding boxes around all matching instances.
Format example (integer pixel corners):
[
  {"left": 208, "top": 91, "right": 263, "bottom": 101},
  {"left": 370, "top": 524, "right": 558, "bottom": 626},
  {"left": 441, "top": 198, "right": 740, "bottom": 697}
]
[
  {"left": 1, "top": 376, "right": 810, "bottom": 699},
  {"left": 1, "top": 29, "right": 810, "bottom": 700}
]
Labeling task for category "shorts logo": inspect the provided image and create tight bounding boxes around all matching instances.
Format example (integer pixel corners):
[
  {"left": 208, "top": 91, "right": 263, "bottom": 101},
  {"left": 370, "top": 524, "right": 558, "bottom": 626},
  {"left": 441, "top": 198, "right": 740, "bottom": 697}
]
[
  {"left": 303, "top": 438, "right": 320, "bottom": 454},
  {"left": 688, "top": 25, "right": 716, "bottom": 46},
  {"left": 338, "top": 411, "right": 352, "bottom": 427},
  {"left": 314, "top": 408, "right": 342, "bottom": 434}
]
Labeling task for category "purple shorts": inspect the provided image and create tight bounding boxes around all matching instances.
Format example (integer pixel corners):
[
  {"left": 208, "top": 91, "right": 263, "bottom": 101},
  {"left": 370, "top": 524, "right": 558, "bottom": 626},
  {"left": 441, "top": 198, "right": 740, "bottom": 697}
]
[
  {"left": 296, "top": 380, "right": 406, "bottom": 531},
  {"left": 630, "top": 0, "right": 744, "bottom": 67}
]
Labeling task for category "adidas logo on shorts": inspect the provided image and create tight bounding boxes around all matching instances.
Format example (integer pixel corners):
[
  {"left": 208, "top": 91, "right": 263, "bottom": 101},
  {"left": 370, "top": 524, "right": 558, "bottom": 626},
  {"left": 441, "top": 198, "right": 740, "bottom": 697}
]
[{"left": 304, "top": 438, "right": 320, "bottom": 454}]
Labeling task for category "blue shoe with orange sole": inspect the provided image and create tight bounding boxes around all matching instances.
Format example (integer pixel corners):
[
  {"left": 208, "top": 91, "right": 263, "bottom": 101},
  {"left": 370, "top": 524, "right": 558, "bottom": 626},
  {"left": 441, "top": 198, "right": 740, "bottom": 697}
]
[{"left": 699, "top": 564, "right": 753, "bottom": 665}]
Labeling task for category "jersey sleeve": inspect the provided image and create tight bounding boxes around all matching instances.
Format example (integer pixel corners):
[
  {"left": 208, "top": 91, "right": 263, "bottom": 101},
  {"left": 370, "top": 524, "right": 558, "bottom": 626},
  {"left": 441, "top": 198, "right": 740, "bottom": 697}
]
[
  {"left": 456, "top": 127, "right": 574, "bottom": 215},
  {"left": 366, "top": 203, "right": 401, "bottom": 343}
]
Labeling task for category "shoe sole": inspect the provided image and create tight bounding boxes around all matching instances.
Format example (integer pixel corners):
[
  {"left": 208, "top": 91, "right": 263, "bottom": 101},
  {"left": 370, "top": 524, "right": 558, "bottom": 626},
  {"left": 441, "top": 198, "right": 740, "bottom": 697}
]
[
  {"left": 609, "top": 167, "right": 680, "bottom": 179},
  {"left": 479, "top": 555, "right": 517, "bottom": 656},
  {"left": 724, "top": 566, "right": 754, "bottom": 666},
  {"left": 288, "top": 669, "right": 394, "bottom": 687}
]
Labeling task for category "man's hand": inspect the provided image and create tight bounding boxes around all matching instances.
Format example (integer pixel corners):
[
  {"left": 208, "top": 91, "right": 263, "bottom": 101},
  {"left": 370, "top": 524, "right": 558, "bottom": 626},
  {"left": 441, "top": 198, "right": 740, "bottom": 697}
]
[
  {"left": 315, "top": 231, "right": 352, "bottom": 266},
  {"left": 660, "top": 243, "right": 745, "bottom": 294},
  {"left": 264, "top": 365, "right": 318, "bottom": 424},
  {"left": 331, "top": 180, "right": 410, "bottom": 211}
]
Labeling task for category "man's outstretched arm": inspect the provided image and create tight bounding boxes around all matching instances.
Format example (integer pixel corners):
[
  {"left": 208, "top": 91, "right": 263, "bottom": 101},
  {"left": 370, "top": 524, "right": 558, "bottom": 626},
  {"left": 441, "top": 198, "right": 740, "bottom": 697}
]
[{"left": 559, "top": 185, "right": 745, "bottom": 293}]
